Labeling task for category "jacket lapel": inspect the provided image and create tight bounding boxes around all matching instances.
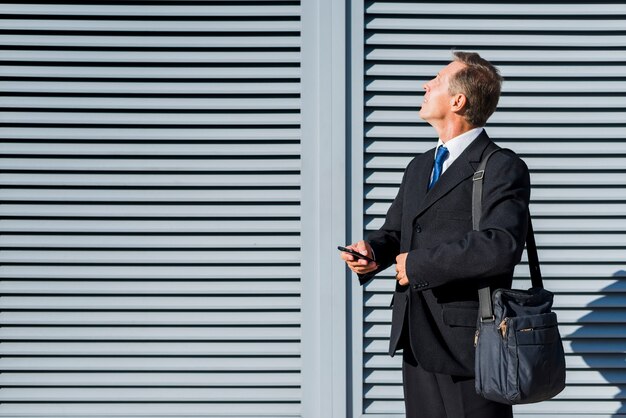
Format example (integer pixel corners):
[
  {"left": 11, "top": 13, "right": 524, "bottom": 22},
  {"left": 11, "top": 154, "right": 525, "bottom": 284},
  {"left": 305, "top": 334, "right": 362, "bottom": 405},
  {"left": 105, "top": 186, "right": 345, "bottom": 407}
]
[
  {"left": 410, "top": 148, "right": 435, "bottom": 213},
  {"left": 410, "top": 131, "right": 493, "bottom": 224}
]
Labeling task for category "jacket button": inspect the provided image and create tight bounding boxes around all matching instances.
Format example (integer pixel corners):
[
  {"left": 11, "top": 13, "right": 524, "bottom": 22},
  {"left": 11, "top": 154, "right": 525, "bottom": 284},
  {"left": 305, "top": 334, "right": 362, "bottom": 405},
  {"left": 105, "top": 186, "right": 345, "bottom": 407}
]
[
  {"left": 415, "top": 223, "right": 422, "bottom": 233},
  {"left": 413, "top": 285, "right": 418, "bottom": 289}
]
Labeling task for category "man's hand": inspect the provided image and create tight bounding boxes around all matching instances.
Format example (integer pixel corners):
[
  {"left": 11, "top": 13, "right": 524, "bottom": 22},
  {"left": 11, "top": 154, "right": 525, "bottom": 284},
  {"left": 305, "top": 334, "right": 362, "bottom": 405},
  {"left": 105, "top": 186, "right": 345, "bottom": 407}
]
[
  {"left": 395, "top": 252, "right": 409, "bottom": 286},
  {"left": 340, "top": 240, "right": 378, "bottom": 275}
]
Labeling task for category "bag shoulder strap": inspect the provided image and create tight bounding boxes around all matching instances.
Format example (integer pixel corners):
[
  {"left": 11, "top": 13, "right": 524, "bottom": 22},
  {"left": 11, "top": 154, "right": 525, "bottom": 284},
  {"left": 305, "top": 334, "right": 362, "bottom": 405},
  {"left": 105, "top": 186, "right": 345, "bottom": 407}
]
[{"left": 473, "top": 147, "right": 543, "bottom": 321}]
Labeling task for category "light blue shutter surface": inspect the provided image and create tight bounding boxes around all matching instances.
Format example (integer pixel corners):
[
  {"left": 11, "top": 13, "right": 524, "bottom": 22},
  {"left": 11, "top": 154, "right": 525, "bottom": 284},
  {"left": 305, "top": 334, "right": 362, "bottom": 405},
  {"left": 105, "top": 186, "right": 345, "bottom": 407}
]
[
  {"left": 361, "top": 2, "right": 626, "bottom": 416},
  {"left": 0, "top": 2, "right": 302, "bottom": 416}
]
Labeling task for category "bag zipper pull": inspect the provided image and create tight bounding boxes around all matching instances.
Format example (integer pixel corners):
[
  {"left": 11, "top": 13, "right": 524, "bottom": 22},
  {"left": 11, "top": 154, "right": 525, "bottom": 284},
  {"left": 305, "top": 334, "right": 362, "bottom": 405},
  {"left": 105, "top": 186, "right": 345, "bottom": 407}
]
[
  {"left": 498, "top": 317, "right": 508, "bottom": 338},
  {"left": 474, "top": 329, "right": 480, "bottom": 347}
]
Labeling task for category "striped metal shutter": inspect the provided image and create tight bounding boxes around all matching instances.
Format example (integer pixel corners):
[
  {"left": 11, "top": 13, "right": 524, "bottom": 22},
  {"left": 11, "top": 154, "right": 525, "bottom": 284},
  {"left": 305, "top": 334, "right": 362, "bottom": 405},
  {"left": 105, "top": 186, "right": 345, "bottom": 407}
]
[
  {"left": 0, "top": 2, "right": 302, "bottom": 417},
  {"left": 361, "top": 2, "right": 626, "bottom": 417}
]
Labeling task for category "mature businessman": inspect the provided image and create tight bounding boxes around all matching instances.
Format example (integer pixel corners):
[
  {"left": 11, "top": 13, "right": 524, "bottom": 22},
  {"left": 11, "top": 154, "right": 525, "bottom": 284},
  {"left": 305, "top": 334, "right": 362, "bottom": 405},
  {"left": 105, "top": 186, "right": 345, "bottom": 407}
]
[{"left": 341, "top": 52, "right": 530, "bottom": 417}]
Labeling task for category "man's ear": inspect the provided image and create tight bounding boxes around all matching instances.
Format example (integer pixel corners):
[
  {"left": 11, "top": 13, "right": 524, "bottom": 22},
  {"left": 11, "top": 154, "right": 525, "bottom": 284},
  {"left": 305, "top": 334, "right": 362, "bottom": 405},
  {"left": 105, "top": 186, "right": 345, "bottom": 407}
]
[{"left": 450, "top": 93, "right": 467, "bottom": 114}]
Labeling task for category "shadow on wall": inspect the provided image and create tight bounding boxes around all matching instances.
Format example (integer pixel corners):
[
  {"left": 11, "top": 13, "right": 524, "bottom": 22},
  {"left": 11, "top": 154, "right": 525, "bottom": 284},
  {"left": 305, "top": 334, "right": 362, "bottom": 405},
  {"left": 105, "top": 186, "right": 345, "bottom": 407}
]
[{"left": 569, "top": 270, "right": 626, "bottom": 417}]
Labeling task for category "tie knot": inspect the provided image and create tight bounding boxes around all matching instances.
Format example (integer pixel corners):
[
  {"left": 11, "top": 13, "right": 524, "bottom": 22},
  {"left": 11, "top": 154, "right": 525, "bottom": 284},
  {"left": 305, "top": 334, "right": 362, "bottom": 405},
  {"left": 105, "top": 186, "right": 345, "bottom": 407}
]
[{"left": 435, "top": 145, "right": 449, "bottom": 163}]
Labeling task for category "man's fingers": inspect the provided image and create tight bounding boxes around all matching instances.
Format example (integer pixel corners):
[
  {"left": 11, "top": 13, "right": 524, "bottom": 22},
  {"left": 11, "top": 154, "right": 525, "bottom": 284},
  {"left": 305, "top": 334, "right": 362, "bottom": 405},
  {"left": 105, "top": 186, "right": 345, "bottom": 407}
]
[
  {"left": 355, "top": 241, "right": 368, "bottom": 254},
  {"left": 341, "top": 251, "right": 354, "bottom": 261}
]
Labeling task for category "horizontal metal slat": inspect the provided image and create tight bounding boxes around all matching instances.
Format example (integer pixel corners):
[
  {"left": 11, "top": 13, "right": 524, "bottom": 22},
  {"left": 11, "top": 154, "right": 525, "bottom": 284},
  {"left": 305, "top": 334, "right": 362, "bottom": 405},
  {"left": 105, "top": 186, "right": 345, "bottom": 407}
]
[
  {"left": 1, "top": 81, "right": 301, "bottom": 94},
  {"left": 0, "top": 4, "right": 301, "bottom": 17},
  {"left": 0, "top": 311, "right": 301, "bottom": 325},
  {"left": 0, "top": 66, "right": 301, "bottom": 80},
  {"left": 0, "top": 158, "right": 301, "bottom": 172},
  {"left": 0, "top": 341, "right": 301, "bottom": 356},
  {"left": 1, "top": 127, "right": 301, "bottom": 140},
  {"left": 0, "top": 190, "right": 301, "bottom": 205},
  {"left": 512, "top": 401, "right": 626, "bottom": 415},
  {"left": 0, "top": 205, "right": 300, "bottom": 218},
  {"left": 0, "top": 357, "right": 300, "bottom": 371},
  {"left": 366, "top": 48, "right": 626, "bottom": 62},
  {"left": 0, "top": 220, "right": 302, "bottom": 234},
  {"left": 1, "top": 50, "right": 301, "bottom": 63},
  {"left": 0, "top": 18, "right": 301, "bottom": 32},
  {"left": 367, "top": 17, "right": 626, "bottom": 31},
  {"left": 0, "top": 35, "right": 300, "bottom": 48},
  {"left": 0, "top": 250, "right": 300, "bottom": 264},
  {"left": 0, "top": 142, "right": 301, "bottom": 155},
  {"left": 0, "top": 189, "right": 301, "bottom": 203},
  {"left": 0, "top": 326, "right": 300, "bottom": 340},
  {"left": 366, "top": 2, "right": 626, "bottom": 15},
  {"left": 0, "top": 280, "right": 301, "bottom": 294},
  {"left": 0, "top": 296, "right": 301, "bottom": 310},
  {"left": 2, "top": 112, "right": 301, "bottom": 125},
  {"left": 0, "top": 234, "right": 301, "bottom": 248},
  {"left": 0, "top": 373, "right": 300, "bottom": 386},
  {"left": 0, "top": 173, "right": 301, "bottom": 186},
  {"left": 0, "top": 387, "right": 301, "bottom": 402},
  {"left": 0, "top": 96, "right": 301, "bottom": 109},
  {"left": 0, "top": 403, "right": 301, "bottom": 416},
  {"left": 367, "top": 33, "right": 626, "bottom": 47},
  {"left": 0, "top": 265, "right": 301, "bottom": 279}
]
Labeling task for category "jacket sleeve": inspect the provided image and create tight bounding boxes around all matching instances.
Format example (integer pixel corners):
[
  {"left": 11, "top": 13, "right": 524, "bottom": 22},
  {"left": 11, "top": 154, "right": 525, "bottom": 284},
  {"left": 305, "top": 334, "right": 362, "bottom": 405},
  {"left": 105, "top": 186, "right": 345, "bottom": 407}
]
[
  {"left": 405, "top": 152, "right": 531, "bottom": 290},
  {"left": 357, "top": 161, "right": 411, "bottom": 286}
]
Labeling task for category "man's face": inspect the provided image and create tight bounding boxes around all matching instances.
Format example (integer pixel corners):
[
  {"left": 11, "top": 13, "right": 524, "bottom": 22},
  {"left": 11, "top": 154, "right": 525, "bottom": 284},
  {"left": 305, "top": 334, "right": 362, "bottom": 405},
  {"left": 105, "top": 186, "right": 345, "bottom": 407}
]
[{"left": 419, "top": 60, "right": 466, "bottom": 123}]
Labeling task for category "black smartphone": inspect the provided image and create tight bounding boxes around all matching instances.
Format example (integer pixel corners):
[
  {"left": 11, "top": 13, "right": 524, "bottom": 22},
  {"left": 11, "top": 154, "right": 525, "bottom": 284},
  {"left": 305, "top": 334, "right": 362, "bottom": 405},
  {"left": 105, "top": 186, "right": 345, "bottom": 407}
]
[{"left": 337, "top": 245, "right": 376, "bottom": 263}]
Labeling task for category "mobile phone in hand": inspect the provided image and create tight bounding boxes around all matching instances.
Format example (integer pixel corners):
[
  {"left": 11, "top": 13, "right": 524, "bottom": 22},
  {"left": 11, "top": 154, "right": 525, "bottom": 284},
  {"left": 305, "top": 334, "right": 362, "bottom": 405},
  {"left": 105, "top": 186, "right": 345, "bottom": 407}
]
[{"left": 337, "top": 245, "right": 376, "bottom": 263}]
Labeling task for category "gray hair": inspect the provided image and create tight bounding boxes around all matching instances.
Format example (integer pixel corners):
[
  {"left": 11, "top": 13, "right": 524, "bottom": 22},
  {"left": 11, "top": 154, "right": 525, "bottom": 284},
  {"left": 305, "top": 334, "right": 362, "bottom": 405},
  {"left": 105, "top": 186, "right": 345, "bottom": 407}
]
[{"left": 449, "top": 51, "right": 503, "bottom": 127}]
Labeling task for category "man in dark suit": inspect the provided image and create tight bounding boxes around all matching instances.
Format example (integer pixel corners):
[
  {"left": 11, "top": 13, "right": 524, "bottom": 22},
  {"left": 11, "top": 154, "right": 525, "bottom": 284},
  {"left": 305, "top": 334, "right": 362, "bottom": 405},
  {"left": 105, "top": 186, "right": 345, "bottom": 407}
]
[{"left": 341, "top": 52, "right": 530, "bottom": 417}]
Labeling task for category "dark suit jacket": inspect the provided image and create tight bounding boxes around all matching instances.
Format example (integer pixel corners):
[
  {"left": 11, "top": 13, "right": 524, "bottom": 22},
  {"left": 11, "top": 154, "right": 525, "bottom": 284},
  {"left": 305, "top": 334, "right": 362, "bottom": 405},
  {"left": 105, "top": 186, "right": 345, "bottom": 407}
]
[{"left": 358, "top": 131, "right": 531, "bottom": 377}]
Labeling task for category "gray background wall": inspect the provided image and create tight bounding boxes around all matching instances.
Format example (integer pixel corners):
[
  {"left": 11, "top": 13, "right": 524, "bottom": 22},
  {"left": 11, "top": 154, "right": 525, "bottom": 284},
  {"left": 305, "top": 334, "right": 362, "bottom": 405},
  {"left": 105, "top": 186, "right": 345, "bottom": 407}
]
[{"left": 1, "top": 1, "right": 625, "bottom": 417}]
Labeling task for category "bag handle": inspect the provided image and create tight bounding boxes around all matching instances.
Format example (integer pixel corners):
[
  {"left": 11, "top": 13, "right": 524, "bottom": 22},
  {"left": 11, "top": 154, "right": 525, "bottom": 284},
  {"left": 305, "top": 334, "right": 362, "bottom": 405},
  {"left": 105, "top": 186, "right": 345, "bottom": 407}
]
[{"left": 473, "top": 147, "right": 543, "bottom": 321}]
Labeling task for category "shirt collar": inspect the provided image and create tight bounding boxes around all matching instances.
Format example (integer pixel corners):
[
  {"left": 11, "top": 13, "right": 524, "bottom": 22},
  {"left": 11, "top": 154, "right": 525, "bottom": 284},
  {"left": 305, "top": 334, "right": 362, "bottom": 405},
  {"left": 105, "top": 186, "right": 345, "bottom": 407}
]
[{"left": 435, "top": 127, "right": 484, "bottom": 161}]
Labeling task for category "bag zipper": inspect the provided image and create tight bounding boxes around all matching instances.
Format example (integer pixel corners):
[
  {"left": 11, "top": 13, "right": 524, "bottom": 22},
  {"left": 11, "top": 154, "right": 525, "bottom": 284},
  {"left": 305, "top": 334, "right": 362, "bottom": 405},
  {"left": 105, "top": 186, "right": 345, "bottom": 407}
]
[{"left": 474, "top": 329, "right": 479, "bottom": 347}]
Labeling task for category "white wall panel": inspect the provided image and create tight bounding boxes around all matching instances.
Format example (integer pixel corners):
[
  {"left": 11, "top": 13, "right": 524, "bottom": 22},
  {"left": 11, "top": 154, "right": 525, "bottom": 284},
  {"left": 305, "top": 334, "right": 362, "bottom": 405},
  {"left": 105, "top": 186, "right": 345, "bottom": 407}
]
[{"left": 0, "top": 1, "right": 303, "bottom": 417}]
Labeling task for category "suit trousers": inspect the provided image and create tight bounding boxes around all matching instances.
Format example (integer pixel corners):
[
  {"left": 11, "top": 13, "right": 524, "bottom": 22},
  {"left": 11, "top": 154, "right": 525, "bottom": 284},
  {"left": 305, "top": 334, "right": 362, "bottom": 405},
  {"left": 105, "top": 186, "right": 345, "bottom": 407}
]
[{"left": 400, "top": 320, "right": 513, "bottom": 418}]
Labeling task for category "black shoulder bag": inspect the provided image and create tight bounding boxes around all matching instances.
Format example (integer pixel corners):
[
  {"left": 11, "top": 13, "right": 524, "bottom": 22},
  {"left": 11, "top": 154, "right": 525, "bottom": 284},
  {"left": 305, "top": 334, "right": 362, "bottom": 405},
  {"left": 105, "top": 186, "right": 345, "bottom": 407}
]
[{"left": 472, "top": 148, "right": 566, "bottom": 405}]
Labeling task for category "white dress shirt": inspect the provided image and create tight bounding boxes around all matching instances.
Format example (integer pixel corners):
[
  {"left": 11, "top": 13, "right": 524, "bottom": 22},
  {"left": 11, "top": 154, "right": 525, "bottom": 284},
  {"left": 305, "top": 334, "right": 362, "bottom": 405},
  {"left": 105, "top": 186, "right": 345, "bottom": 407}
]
[{"left": 430, "top": 127, "right": 484, "bottom": 183}]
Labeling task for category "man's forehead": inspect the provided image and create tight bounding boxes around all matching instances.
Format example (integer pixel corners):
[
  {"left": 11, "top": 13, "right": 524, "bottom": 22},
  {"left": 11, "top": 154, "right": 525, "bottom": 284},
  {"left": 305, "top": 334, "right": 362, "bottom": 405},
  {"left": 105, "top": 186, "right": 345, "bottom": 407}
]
[{"left": 441, "top": 60, "right": 466, "bottom": 77}]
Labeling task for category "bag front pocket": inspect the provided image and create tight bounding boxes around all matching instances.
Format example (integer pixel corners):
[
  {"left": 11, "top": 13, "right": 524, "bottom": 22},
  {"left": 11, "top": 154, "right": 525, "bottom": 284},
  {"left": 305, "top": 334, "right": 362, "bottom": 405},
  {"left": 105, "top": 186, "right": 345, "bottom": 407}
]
[{"left": 508, "top": 313, "right": 565, "bottom": 402}]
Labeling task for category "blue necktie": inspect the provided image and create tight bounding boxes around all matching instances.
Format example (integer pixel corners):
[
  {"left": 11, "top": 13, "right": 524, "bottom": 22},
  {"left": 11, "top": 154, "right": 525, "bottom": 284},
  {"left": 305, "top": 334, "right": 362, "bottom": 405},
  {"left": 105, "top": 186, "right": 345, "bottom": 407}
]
[{"left": 428, "top": 145, "right": 449, "bottom": 190}]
